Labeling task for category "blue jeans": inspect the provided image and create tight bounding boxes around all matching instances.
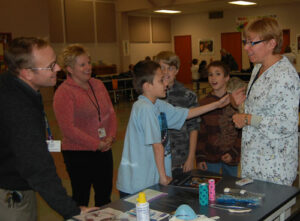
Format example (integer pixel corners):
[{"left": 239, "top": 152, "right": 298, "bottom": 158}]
[{"left": 206, "top": 162, "right": 238, "bottom": 177}]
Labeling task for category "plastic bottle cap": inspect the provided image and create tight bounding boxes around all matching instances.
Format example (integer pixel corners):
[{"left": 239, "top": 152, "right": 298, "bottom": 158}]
[{"left": 137, "top": 192, "right": 147, "bottom": 203}]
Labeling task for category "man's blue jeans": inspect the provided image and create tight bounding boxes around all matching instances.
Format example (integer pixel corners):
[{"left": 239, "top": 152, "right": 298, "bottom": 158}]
[{"left": 206, "top": 162, "right": 238, "bottom": 177}]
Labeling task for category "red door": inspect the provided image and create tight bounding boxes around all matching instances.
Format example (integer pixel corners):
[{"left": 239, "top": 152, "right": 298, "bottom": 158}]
[
  {"left": 281, "top": 29, "right": 290, "bottom": 53},
  {"left": 174, "top": 35, "right": 192, "bottom": 84},
  {"left": 221, "top": 32, "right": 242, "bottom": 71}
]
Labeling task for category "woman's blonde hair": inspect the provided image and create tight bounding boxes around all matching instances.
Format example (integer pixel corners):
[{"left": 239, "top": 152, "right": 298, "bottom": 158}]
[
  {"left": 244, "top": 17, "right": 282, "bottom": 54},
  {"left": 59, "top": 44, "right": 90, "bottom": 72}
]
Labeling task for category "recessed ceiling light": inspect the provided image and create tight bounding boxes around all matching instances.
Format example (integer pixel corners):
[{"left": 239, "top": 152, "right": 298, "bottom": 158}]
[
  {"left": 228, "top": 1, "right": 257, "bottom": 6},
  {"left": 154, "top": 9, "right": 181, "bottom": 14}
]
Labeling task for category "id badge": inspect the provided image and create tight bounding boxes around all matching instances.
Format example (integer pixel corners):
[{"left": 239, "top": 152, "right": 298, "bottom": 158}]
[
  {"left": 98, "top": 128, "right": 106, "bottom": 138},
  {"left": 46, "top": 140, "right": 61, "bottom": 152}
]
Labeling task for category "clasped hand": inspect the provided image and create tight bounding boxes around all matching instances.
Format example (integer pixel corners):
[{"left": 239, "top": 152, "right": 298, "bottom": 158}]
[
  {"left": 98, "top": 136, "right": 114, "bottom": 152},
  {"left": 232, "top": 113, "right": 248, "bottom": 129}
]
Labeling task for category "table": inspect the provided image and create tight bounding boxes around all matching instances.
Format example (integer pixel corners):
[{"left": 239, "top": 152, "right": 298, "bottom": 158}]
[
  {"left": 73, "top": 170, "right": 300, "bottom": 221},
  {"left": 96, "top": 75, "right": 134, "bottom": 103},
  {"left": 166, "top": 170, "right": 300, "bottom": 221}
]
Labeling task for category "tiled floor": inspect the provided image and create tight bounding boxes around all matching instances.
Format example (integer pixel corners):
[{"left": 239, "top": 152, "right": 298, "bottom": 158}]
[{"left": 37, "top": 83, "right": 300, "bottom": 220}]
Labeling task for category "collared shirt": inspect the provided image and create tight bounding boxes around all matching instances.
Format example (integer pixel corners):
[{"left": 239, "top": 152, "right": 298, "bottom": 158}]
[{"left": 117, "top": 95, "right": 188, "bottom": 194}]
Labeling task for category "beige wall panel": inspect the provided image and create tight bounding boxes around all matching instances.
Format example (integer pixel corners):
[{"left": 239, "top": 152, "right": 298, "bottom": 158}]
[
  {"left": 151, "top": 17, "right": 171, "bottom": 43},
  {"left": 48, "top": 0, "right": 64, "bottom": 43},
  {"left": 65, "top": 0, "right": 95, "bottom": 43},
  {"left": 96, "top": 2, "right": 116, "bottom": 42},
  {"left": 128, "top": 16, "right": 150, "bottom": 43},
  {"left": 0, "top": 0, "right": 49, "bottom": 38}
]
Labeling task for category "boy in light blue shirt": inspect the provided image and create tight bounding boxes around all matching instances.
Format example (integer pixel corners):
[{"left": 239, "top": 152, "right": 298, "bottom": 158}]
[{"left": 116, "top": 60, "right": 229, "bottom": 196}]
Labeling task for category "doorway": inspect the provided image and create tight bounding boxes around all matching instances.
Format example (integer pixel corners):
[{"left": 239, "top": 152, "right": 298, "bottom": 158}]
[
  {"left": 221, "top": 32, "right": 242, "bottom": 71},
  {"left": 174, "top": 35, "right": 192, "bottom": 84},
  {"left": 281, "top": 29, "right": 290, "bottom": 53}
]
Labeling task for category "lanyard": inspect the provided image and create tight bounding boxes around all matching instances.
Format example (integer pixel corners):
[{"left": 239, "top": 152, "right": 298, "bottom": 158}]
[
  {"left": 246, "top": 67, "right": 261, "bottom": 98},
  {"left": 44, "top": 113, "right": 53, "bottom": 140},
  {"left": 87, "top": 81, "right": 101, "bottom": 122},
  {"left": 159, "top": 112, "right": 170, "bottom": 156}
]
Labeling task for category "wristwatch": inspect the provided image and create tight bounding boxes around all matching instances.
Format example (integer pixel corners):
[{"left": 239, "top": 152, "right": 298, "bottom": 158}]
[{"left": 244, "top": 114, "right": 248, "bottom": 125}]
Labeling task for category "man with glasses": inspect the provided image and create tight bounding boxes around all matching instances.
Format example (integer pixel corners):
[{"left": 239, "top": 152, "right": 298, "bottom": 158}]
[{"left": 0, "top": 37, "right": 96, "bottom": 221}]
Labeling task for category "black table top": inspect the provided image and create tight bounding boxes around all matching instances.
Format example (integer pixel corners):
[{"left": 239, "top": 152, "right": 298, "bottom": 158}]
[{"left": 105, "top": 170, "right": 300, "bottom": 221}]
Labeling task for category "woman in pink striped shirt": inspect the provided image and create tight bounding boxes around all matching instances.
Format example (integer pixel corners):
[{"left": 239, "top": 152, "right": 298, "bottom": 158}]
[{"left": 53, "top": 44, "right": 117, "bottom": 207}]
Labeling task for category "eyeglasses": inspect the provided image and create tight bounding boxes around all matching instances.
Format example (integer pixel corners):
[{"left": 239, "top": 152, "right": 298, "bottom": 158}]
[
  {"left": 242, "top": 39, "right": 266, "bottom": 47},
  {"left": 28, "top": 61, "right": 57, "bottom": 72},
  {"left": 161, "top": 65, "right": 177, "bottom": 72}
]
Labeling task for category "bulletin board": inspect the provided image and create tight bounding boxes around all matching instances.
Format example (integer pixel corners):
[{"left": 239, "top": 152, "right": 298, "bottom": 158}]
[{"left": 199, "top": 39, "right": 214, "bottom": 55}]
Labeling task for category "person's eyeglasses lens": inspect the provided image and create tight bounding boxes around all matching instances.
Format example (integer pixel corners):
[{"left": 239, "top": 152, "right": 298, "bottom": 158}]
[
  {"left": 242, "top": 40, "right": 265, "bottom": 46},
  {"left": 49, "top": 62, "right": 56, "bottom": 72}
]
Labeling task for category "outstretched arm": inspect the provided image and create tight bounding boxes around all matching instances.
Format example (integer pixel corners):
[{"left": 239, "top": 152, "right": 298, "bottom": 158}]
[{"left": 187, "top": 95, "right": 229, "bottom": 119}]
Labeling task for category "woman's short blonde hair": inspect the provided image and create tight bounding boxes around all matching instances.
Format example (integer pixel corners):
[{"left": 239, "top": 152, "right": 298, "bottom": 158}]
[
  {"left": 59, "top": 44, "right": 90, "bottom": 72},
  {"left": 244, "top": 17, "right": 282, "bottom": 54}
]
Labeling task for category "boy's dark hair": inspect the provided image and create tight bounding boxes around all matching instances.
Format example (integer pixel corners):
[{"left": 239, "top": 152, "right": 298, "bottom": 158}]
[
  {"left": 207, "top": 60, "right": 230, "bottom": 77},
  {"left": 133, "top": 60, "right": 160, "bottom": 95},
  {"left": 192, "top": 58, "right": 198, "bottom": 65}
]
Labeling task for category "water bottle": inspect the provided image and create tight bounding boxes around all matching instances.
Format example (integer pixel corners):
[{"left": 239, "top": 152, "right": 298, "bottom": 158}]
[{"left": 136, "top": 192, "right": 150, "bottom": 221}]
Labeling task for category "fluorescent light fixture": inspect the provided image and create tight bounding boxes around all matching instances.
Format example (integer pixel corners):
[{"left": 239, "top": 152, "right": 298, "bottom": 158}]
[
  {"left": 228, "top": 1, "right": 257, "bottom": 5},
  {"left": 154, "top": 9, "right": 181, "bottom": 14}
]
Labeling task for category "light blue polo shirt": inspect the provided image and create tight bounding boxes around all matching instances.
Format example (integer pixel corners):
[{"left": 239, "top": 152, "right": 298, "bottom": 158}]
[{"left": 116, "top": 95, "right": 188, "bottom": 194}]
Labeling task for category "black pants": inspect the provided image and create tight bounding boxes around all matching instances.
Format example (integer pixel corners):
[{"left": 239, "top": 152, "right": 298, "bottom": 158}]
[
  {"left": 62, "top": 150, "right": 113, "bottom": 207},
  {"left": 119, "top": 191, "right": 130, "bottom": 199}
]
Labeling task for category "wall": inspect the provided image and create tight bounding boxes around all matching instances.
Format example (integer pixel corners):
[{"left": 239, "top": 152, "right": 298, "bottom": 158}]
[
  {"left": 51, "top": 43, "right": 119, "bottom": 67},
  {"left": 0, "top": 0, "right": 120, "bottom": 72},
  {"left": 130, "top": 42, "right": 172, "bottom": 64},
  {"left": 0, "top": 0, "right": 49, "bottom": 38},
  {"left": 127, "top": 15, "right": 172, "bottom": 65},
  {"left": 171, "top": 2, "right": 300, "bottom": 71},
  {"left": 48, "top": 0, "right": 120, "bottom": 70},
  {"left": 2, "top": 1, "right": 300, "bottom": 73}
]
